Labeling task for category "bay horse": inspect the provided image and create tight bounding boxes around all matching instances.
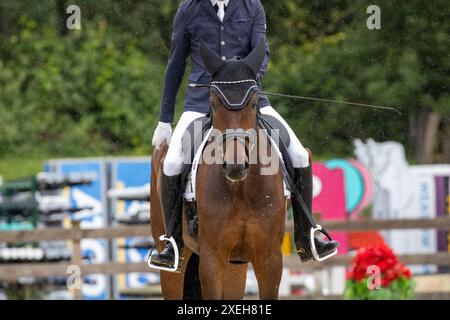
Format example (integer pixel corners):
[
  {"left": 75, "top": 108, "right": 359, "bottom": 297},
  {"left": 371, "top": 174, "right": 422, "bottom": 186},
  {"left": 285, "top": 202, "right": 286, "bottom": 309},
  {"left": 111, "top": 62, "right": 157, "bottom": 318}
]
[
  {"left": 150, "top": 40, "right": 287, "bottom": 300},
  {"left": 150, "top": 144, "right": 248, "bottom": 300}
]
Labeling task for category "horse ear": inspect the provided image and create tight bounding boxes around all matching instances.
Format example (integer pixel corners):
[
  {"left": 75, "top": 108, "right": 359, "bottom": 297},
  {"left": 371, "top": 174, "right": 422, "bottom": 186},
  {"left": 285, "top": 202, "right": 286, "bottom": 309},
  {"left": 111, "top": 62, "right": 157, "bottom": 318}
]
[
  {"left": 199, "top": 40, "right": 223, "bottom": 76},
  {"left": 244, "top": 39, "right": 266, "bottom": 76}
]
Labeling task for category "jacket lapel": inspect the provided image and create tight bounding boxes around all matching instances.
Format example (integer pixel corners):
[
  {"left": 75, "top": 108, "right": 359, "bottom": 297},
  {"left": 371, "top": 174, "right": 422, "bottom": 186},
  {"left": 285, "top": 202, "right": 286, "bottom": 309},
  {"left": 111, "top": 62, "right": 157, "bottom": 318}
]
[
  {"left": 201, "top": 0, "right": 222, "bottom": 24},
  {"left": 222, "top": 0, "right": 241, "bottom": 24}
]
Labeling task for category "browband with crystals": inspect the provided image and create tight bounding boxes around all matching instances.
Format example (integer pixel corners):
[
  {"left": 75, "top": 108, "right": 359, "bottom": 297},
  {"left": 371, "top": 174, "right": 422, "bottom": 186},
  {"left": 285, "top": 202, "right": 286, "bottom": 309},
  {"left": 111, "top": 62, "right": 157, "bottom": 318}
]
[
  {"left": 210, "top": 79, "right": 258, "bottom": 110},
  {"left": 211, "top": 79, "right": 257, "bottom": 85}
]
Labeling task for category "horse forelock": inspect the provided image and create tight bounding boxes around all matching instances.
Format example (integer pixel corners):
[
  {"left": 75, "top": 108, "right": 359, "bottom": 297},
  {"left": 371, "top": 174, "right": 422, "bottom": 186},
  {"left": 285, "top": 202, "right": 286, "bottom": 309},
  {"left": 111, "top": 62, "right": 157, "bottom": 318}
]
[
  {"left": 212, "top": 59, "right": 256, "bottom": 82},
  {"left": 209, "top": 59, "right": 259, "bottom": 112}
]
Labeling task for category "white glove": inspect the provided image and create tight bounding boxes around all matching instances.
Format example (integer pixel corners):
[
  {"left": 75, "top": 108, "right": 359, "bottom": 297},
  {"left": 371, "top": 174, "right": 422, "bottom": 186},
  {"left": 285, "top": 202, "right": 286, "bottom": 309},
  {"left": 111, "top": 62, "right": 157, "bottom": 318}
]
[{"left": 152, "top": 122, "right": 172, "bottom": 149}]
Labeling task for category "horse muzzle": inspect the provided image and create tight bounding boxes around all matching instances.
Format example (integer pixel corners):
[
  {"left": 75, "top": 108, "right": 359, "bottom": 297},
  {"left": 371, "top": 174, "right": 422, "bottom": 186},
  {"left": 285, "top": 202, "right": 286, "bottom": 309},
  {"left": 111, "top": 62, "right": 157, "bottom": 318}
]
[
  {"left": 224, "top": 162, "right": 249, "bottom": 182},
  {"left": 218, "top": 130, "right": 254, "bottom": 183}
]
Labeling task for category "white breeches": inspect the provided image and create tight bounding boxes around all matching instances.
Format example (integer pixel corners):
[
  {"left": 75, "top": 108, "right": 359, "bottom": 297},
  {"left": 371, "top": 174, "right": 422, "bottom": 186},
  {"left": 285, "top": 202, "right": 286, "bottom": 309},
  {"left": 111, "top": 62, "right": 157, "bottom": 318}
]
[
  {"left": 259, "top": 106, "right": 310, "bottom": 169},
  {"left": 162, "top": 107, "right": 310, "bottom": 176},
  {"left": 163, "top": 111, "right": 207, "bottom": 176}
]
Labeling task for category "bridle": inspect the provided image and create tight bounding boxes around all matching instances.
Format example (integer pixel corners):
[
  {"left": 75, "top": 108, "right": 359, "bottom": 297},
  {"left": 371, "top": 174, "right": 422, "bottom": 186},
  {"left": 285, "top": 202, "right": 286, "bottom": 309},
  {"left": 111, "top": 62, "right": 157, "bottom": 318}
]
[
  {"left": 214, "top": 129, "right": 256, "bottom": 164},
  {"left": 210, "top": 79, "right": 259, "bottom": 109},
  {"left": 208, "top": 79, "right": 259, "bottom": 163}
]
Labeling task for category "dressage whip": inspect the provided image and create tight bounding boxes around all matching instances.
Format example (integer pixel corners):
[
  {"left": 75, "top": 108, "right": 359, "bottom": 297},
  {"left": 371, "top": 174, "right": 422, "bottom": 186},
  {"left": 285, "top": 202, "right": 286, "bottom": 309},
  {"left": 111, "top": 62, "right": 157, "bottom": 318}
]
[
  {"left": 260, "top": 91, "right": 402, "bottom": 115},
  {"left": 189, "top": 84, "right": 401, "bottom": 115}
]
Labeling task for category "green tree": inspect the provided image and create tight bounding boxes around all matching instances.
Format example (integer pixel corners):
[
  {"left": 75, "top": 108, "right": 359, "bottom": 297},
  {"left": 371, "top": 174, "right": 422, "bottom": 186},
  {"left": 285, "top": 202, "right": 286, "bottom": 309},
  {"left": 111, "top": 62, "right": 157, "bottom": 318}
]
[
  {"left": 0, "top": 0, "right": 448, "bottom": 163},
  {"left": 0, "top": 18, "right": 166, "bottom": 157},
  {"left": 263, "top": 0, "right": 449, "bottom": 161}
]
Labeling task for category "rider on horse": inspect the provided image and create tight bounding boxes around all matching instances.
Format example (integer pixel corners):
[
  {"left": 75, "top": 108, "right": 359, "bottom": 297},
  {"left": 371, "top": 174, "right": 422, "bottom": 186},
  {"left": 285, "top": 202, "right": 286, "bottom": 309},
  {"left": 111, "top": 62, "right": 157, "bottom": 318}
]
[{"left": 150, "top": 0, "right": 339, "bottom": 271}]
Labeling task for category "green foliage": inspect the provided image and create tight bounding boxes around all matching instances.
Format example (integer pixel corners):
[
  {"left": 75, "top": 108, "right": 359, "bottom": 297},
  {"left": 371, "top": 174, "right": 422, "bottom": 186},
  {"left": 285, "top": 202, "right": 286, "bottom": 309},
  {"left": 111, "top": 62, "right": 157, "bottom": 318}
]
[
  {"left": 0, "top": 156, "right": 44, "bottom": 180},
  {"left": 263, "top": 0, "right": 449, "bottom": 156},
  {"left": 0, "top": 0, "right": 448, "bottom": 166},
  {"left": 0, "top": 17, "right": 166, "bottom": 157},
  {"left": 3, "top": 283, "right": 44, "bottom": 300},
  {"left": 345, "top": 277, "right": 415, "bottom": 300}
]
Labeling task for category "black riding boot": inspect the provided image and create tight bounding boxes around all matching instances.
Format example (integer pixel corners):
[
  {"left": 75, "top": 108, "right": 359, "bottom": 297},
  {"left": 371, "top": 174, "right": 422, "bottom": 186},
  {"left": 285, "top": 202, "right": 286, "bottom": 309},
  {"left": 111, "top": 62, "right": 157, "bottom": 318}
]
[
  {"left": 149, "top": 172, "right": 183, "bottom": 271},
  {"left": 293, "top": 165, "right": 339, "bottom": 263}
]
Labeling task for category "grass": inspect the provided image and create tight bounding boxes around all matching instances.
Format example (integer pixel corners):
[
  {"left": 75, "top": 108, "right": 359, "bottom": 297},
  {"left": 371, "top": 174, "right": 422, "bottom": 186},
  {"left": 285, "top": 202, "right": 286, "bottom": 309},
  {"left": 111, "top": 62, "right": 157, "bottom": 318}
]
[{"left": 0, "top": 156, "right": 47, "bottom": 181}]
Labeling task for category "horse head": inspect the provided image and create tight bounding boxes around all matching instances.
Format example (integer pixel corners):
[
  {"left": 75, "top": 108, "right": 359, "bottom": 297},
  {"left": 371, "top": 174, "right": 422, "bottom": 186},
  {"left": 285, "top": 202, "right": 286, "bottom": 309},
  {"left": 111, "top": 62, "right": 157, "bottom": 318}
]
[{"left": 199, "top": 40, "right": 266, "bottom": 182}]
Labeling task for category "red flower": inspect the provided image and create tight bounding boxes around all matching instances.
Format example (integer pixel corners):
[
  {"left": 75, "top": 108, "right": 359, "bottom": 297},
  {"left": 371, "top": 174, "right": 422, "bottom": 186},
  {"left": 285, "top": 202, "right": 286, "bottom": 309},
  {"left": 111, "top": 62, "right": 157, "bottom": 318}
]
[{"left": 347, "top": 243, "right": 412, "bottom": 287}]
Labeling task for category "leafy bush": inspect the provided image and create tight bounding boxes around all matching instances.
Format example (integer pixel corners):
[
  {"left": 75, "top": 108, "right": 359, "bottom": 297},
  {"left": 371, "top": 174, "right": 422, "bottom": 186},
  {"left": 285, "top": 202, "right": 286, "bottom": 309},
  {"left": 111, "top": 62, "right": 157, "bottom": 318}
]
[{"left": 0, "top": 17, "right": 167, "bottom": 158}]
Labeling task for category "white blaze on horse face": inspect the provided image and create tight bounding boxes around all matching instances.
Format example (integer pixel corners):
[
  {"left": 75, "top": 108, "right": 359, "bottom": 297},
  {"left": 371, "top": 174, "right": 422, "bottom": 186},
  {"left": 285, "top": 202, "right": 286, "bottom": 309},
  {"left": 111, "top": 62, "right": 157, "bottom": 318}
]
[{"left": 259, "top": 128, "right": 280, "bottom": 176}]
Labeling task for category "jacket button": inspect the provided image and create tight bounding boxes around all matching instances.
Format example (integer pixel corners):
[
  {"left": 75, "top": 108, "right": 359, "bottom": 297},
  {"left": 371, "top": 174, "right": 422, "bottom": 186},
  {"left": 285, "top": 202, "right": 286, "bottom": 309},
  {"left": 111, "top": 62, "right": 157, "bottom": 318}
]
[
  {"left": 221, "top": 26, "right": 224, "bottom": 31},
  {"left": 221, "top": 41, "right": 225, "bottom": 46},
  {"left": 222, "top": 56, "right": 226, "bottom": 61}
]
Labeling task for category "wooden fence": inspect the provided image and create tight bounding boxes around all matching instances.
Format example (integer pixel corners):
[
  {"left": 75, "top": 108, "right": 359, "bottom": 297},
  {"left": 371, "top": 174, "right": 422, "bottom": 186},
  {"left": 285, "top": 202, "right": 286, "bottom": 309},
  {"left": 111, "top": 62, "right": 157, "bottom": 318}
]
[{"left": 1, "top": 217, "right": 450, "bottom": 298}]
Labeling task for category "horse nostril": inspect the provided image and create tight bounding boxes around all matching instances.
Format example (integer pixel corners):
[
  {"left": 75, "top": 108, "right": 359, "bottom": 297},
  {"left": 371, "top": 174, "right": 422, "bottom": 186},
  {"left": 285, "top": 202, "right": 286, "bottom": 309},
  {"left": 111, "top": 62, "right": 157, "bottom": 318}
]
[{"left": 224, "top": 164, "right": 248, "bottom": 182}]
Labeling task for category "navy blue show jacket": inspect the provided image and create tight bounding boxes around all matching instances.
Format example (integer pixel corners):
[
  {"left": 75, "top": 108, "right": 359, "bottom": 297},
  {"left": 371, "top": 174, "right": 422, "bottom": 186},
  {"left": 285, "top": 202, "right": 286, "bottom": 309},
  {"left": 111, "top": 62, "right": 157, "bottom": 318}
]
[{"left": 159, "top": 0, "right": 271, "bottom": 123}]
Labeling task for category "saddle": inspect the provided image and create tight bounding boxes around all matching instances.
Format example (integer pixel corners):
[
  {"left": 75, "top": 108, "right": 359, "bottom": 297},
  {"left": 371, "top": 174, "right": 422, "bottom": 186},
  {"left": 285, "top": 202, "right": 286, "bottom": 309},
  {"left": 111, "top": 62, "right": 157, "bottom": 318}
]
[{"left": 180, "top": 113, "right": 293, "bottom": 238}]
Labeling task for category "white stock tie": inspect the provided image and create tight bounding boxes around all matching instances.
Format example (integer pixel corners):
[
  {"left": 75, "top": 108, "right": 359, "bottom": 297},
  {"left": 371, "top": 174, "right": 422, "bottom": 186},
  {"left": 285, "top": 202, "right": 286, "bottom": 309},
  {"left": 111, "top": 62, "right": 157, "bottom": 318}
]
[{"left": 217, "top": 1, "right": 225, "bottom": 22}]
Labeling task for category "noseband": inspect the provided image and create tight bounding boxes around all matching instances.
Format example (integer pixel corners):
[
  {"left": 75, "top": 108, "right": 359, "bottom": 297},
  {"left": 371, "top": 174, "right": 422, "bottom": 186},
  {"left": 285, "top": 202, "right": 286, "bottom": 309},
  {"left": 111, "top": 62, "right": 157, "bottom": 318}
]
[{"left": 215, "top": 129, "right": 256, "bottom": 162}]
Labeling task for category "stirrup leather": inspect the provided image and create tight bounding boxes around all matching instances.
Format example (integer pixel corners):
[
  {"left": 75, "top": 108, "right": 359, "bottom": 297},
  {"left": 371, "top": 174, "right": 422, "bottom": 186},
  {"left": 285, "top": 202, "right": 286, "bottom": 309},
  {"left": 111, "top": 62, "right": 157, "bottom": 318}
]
[
  {"left": 310, "top": 225, "right": 338, "bottom": 262},
  {"left": 147, "top": 235, "right": 181, "bottom": 272}
]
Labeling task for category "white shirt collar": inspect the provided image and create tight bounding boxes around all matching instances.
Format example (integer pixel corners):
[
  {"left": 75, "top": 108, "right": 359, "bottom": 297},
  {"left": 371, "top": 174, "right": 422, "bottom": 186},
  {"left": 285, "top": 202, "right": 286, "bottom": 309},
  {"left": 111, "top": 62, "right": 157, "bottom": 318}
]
[{"left": 210, "top": 0, "right": 229, "bottom": 8}]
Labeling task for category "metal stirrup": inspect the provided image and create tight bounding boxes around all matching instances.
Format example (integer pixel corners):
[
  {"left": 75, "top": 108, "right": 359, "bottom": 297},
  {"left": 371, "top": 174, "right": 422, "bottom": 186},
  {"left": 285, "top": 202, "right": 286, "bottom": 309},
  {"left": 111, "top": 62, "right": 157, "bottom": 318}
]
[
  {"left": 310, "top": 225, "right": 338, "bottom": 262},
  {"left": 258, "top": 115, "right": 338, "bottom": 262},
  {"left": 147, "top": 235, "right": 180, "bottom": 272}
]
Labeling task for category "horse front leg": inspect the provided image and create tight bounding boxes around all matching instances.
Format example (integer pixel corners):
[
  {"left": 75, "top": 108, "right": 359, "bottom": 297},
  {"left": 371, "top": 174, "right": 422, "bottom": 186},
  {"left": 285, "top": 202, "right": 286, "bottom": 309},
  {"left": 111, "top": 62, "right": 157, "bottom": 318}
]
[
  {"left": 199, "top": 243, "right": 229, "bottom": 299},
  {"left": 223, "top": 263, "right": 248, "bottom": 299},
  {"left": 252, "top": 247, "right": 283, "bottom": 300},
  {"left": 160, "top": 248, "right": 194, "bottom": 300}
]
